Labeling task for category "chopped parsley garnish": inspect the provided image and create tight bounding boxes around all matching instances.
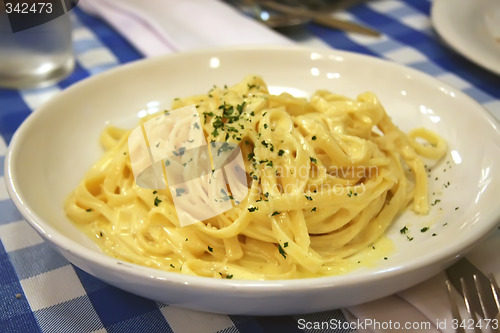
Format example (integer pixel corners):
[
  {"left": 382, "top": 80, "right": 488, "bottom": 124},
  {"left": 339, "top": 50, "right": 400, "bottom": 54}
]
[
  {"left": 236, "top": 101, "right": 246, "bottom": 113},
  {"left": 247, "top": 152, "right": 255, "bottom": 161},
  {"left": 304, "top": 195, "right": 313, "bottom": 201},
  {"left": 284, "top": 242, "right": 288, "bottom": 248},
  {"left": 172, "top": 147, "right": 186, "bottom": 156},
  {"left": 420, "top": 227, "right": 429, "bottom": 233},
  {"left": 400, "top": 226, "right": 408, "bottom": 234},
  {"left": 312, "top": 135, "right": 317, "bottom": 140},
  {"left": 207, "top": 246, "right": 213, "bottom": 252},
  {"left": 175, "top": 188, "right": 186, "bottom": 197},
  {"left": 271, "top": 211, "right": 280, "bottom": 216},
  {"left": 310, "top": 157, "right": 317, "bottom": 164},
  {"left": 85, "top": 208, "right": 93, "bottom": 212},
  {"left": 152, "top": 190, "right": 157, "bottom": 194},
  {"left": 406, "top": 236, "right": 414, "bottom": 241},
  {"left": 248, "top": 207, "right": 258, "bottom": 212},
  {"left": 216, "top": 142, "right": 233, "bottom": 156},
  {"left": 311, "top": 207, "right": 317, "bottom": 212},
  {"left": 154, "top": 197, "right": 162, "bottom": 206},
  {"left": 170, "top": 264, "right": 175, "bottom": 268},
  {"left": 278, "top": 244, "right": 287, "bottom": 259},
  {"left": 226, "top": 274, "right": 234, "bottom": 279},
  {"left": 278, "top": 149, "right": 285, "bottom": 156}
]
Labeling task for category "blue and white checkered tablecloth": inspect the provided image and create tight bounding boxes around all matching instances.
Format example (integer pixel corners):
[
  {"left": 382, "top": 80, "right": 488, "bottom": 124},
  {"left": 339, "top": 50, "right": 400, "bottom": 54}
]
[{"left": 1, "top": 1, "right": 499, "bottom": 332}]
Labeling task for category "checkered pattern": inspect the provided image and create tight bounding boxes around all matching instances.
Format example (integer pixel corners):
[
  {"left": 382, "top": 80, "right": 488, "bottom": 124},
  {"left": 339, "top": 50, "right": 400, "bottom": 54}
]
[{"left": 1, "top": 1, "right": 499, "bottom": 332}]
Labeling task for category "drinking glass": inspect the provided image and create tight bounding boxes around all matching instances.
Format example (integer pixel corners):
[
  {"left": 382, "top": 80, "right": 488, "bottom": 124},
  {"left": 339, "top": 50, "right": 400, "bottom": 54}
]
[{"left": 0, "top": 4, "right": 74, "bottom": 89}]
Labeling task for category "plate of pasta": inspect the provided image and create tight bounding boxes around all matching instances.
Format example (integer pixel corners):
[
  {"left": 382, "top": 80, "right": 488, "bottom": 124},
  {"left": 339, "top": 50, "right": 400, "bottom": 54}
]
[{"left": 5, "top": 46, "right": 500, "bottom": 315}]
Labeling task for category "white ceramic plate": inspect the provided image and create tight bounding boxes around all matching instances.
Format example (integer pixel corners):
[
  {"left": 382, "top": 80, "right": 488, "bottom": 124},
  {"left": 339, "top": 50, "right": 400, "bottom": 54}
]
[
  {"left": 5, "top": 46, "right": 500, "bottom": 315},
  {"left": 431, "top": 0, "right": 500, "bottom": 75}
]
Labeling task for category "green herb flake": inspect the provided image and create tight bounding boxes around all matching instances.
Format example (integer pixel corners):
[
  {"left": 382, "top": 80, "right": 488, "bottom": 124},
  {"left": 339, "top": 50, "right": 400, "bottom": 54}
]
[
  {"left": 310, "top": 157, "right": 317, "bottom": 164},
  {"left": 311, "top": 207, "right": 317, "bottom": 212},
  {"left": 154, "top": 197, "right": 162, "bottom": 206},
  {"left": 312, "top": 135, "right": 317, "bottom": 140},
  {"left": 278, "top": 149, "right": 285, "bottom": 156},
  {"left": 170, "top": 264, "right": 175, "bottom": 269},
  {"left": 431, "top": 199, "right": 441, "bottom": 206},
  {"left": 248, "top": 207, "right": 258, "bottom": 212},
  {"left": 208, "top": 246, "right": 213, "bottom": 252},
  {"left": 400, "top": 226, "right": 408, "bottom": 234},
  {"left": 304, "top": 195, "right": 313, "bottom": 201},
  {"left": 271, "top": 211, "right": 280, "bottom": 216},
  {"left": 278, "top": 244, "right": 287, "bottom": 259},
  {"left": 175, "top": 188, "right": 186, "bottom": 197},
  {"left": 226, "top": 274, "right": 234, "bottom": 279},
  {"left": 420, "top": 227, "right": 430, "bottom": 233},
  {"left": 284, "top": 242, "right": 288, "bottom": 248},
  {"left": 85, "top": 208, "right": 93, "bottom": 212}
]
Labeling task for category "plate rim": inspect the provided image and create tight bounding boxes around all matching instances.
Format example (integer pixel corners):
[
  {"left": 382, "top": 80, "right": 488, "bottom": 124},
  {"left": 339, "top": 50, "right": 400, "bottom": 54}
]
[{"left": 431, "top": 0, "right": 500, "bottom": 76}]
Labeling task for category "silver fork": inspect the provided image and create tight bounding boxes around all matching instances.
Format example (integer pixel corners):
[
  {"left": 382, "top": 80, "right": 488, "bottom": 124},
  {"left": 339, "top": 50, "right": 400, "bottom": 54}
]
[{"left": 446, "top": 274, "right": 500, "bottom": 333}]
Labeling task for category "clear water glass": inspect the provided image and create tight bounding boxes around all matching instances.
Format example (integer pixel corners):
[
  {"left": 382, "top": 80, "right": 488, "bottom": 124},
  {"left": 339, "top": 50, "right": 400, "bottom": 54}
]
[{"left": 0, "top": 9, "right": 74, "bottom": 89}]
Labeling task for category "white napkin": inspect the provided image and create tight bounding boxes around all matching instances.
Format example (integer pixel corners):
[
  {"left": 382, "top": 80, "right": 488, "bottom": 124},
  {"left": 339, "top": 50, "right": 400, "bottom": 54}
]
[
  {"left": 344, "top": 272, "right": 453, "bottom": 333},
  {"left": 76, "top": 1, "right": 500, "bottom": 331},
  {"left": 78, "top": 0, "right": 292, "bottom": 57}
]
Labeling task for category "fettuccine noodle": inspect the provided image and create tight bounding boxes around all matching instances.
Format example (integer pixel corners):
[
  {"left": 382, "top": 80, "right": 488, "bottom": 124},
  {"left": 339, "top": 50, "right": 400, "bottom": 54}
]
[{"left": 65, "top": 75, "right": 446, "bottom": 279}]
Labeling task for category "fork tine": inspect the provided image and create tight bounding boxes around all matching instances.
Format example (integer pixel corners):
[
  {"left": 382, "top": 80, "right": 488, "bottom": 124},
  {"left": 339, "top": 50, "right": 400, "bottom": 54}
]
[
  {"left": 446, "top": 280, "right": 466, "bottom": 333},
  {"left": 475, "top": 274, "right": 491, "bottom": 319},
  {"left": 489, "top": 274, "right": 500, "bottom": 313},
  {"left": 460, "top": 277, "right": 482, "bottom": 333}
]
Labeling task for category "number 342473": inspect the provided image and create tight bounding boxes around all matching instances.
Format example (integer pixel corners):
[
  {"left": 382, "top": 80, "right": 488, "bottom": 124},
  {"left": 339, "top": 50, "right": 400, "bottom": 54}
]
[{"left": 5, "top": 2, "right": 53, "bottom": 14}]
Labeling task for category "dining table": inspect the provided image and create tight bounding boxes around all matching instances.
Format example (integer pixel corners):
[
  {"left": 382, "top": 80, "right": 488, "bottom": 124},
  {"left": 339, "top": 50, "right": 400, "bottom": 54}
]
[{"left": 1, "top": 0, "right": 499, "bottom": 332}]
